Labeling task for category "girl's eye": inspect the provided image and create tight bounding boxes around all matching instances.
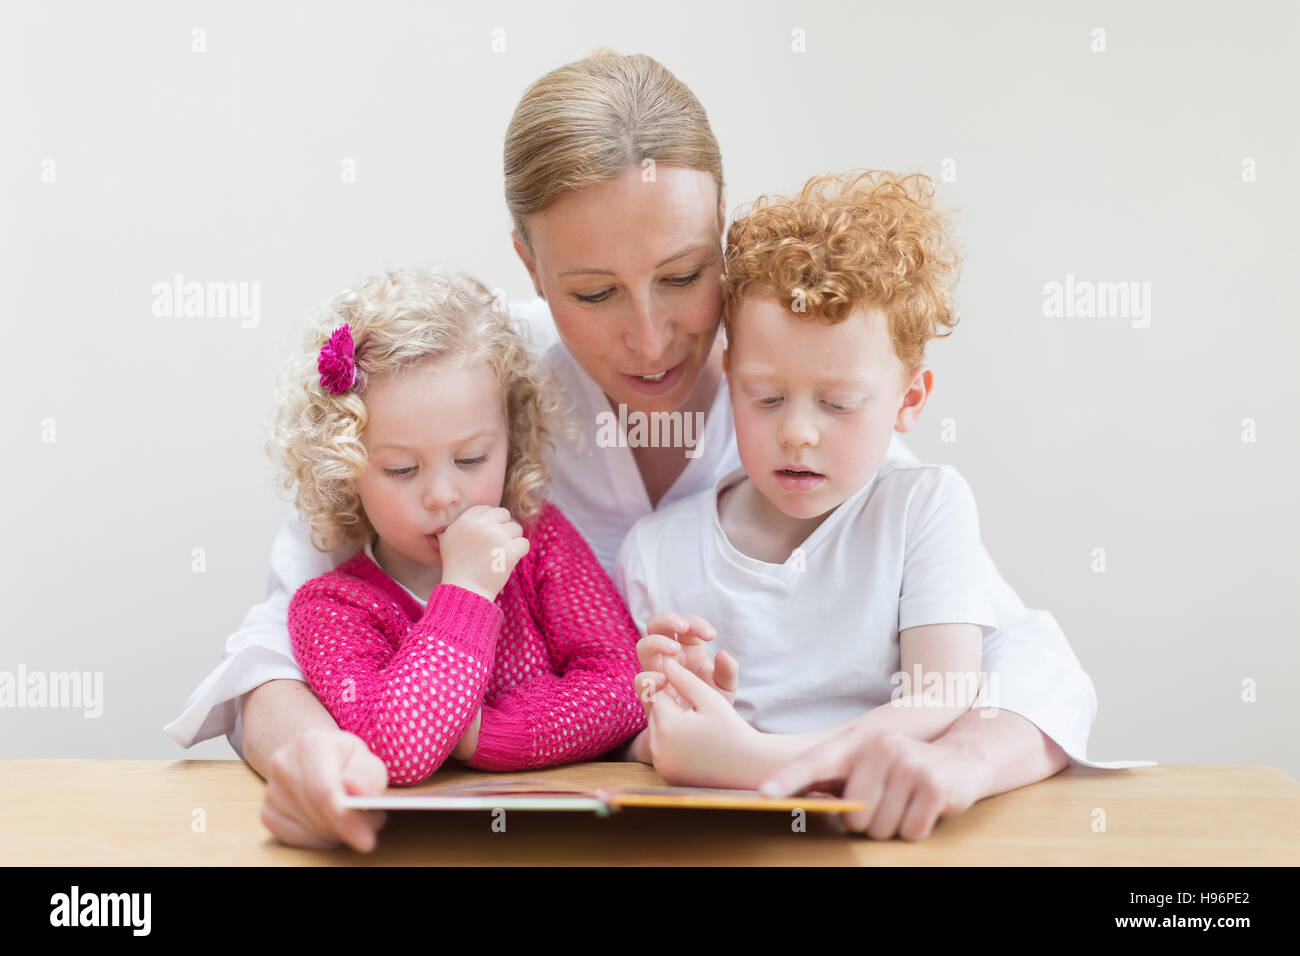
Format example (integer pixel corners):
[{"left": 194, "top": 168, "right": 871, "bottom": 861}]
[
  {"left": 824, "top": 402, "right": 854, "bottom": 412},
  {"left": 575, "top": 288, "right": 613, "bottom": 304},
  {"left": 664, "top": 270, "right": 701, "bottom": 287},
  {"left": 456, "top": 456, "right": 487, "bottom": 467},
  {"left": 756, "top": 397, "right": 782, "bottom": 407},
  {"left": 384, "top": 467, "right": 415, "bottom": 478}
]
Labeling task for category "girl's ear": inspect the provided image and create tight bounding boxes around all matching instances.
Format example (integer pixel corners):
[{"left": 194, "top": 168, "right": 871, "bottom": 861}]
[
  {"left": 512, "top": 230, "right": 544, "bottom": 299},
  {"left": 894, "top": 364, "right": 934, "bottom": 433}
]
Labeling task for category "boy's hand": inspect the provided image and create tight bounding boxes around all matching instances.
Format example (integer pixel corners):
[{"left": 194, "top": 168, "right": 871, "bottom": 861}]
[
  {"left": 647, "top": 659, "right": 761, "bottom": 789},
  {"left": 634, "top": 611, "right": 739, "bottom": 716},
  {"left": 438, "top": 505, "right": 529, "bottom": 602},
  {"left": 624, "top": 727, "right": 654, "bottom": 765}
]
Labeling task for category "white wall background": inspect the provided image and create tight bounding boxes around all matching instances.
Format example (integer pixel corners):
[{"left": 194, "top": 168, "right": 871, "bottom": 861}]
[{"left": 3, "top": 1, "right": 1297, "bottom": 778}]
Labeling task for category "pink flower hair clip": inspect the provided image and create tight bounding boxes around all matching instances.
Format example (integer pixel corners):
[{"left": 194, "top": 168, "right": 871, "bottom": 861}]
[{"left": 318, "top": 324, "right": 358, "bottom": 395}]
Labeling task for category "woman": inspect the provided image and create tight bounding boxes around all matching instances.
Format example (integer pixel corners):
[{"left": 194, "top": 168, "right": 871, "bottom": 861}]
[{"left": 166, "top": 51, "right": 1102, "bottom": 849}]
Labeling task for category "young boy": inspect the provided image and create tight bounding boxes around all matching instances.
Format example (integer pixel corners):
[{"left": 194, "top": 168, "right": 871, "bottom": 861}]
[{"left": 613, "top": 170, "right": 999, "bottom": 789}]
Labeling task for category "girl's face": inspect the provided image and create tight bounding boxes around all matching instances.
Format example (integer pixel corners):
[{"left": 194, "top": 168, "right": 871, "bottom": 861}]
[
  {"left": 513, "top": 164, "right": 725, "bottom": 416},
  {"left": 356, "top": 356, "right": 509, "bottom": 585}
]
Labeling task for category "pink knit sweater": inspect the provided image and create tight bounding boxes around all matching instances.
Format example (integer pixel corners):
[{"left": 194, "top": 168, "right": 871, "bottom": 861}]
[{"left": 287, "top": 501, "right": 647, "bottom": 785}]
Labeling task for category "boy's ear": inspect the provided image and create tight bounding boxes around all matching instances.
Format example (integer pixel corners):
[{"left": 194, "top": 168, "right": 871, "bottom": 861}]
[
  {"left": 512, "top": 230, "right": 544, "bottom": 299},
  {"left": 894, "top": 364, "right": 933, "bottom": 433}
]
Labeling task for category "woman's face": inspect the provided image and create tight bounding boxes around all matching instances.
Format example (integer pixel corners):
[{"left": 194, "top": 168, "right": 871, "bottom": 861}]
[{"left": 513, "top": 164, "right": 725, "bottom": 416}]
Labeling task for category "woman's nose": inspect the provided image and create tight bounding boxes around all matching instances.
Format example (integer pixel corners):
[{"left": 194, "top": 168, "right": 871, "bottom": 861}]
[{"left": 623, "top": 293, "right": 671, "bottom": 360}]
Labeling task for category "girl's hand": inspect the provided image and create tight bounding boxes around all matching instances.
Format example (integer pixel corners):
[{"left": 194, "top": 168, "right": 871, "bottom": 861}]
[
  {"left": 647, "top": 659, "right": 762, "bottom": 789},
  {"left": 260, "top": 728, "right": 390, "bottom": 853},
  {"left": 438, "top": 505, "right": 529, "bottom": 601},
  {"left": 634, "top": 611, "right": 739, "bottom": 716}
]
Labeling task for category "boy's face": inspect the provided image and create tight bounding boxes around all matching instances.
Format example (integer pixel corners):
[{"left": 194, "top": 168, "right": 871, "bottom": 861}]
[
  {"left": 356, "top": 356, "right": 510, "bottom": 583},
  {"left": 724, "top": 294, "right": 929, "bottom": 521}
]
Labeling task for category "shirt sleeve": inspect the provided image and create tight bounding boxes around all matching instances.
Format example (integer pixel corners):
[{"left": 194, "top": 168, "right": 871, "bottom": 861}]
[
  {"left": 467, "top": 507, "right": 648, "bottom": 770},
  {"left": 162, "top": 516, "right": 347, "bottom": 758},
  {"left": 905, "top": 469, "right": 1129, "bottom": 767},
  {"left": 289, "top": 580, "right": 503, "bottom": 786},
  {"left": 899, "top": 467, "right": 999, "bottom": 636}
]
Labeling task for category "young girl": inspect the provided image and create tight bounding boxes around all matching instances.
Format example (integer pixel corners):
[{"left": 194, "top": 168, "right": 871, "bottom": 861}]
[{"left": 268, "top": 267, "right": 647, "bottom": 786}]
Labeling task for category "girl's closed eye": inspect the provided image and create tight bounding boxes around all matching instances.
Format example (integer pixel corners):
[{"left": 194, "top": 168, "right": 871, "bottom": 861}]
[{"left": 383, "top": 456, "right": 487, "bottom": 478}]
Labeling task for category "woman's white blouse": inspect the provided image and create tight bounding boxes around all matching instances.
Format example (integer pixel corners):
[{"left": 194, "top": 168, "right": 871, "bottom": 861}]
[{"left": 163, "top": 298, "right": 1150, "bottom": 769}]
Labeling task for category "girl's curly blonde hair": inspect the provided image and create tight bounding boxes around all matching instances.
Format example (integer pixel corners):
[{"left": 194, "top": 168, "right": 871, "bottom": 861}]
[
  {"left": 266, "top": 268, "right": 569, "bottom": 553},
  {"left": 721, "top": 170, "right": 961, "bottom": 375}
]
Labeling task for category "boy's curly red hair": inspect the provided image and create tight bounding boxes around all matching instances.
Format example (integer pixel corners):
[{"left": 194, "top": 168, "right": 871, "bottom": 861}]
[{"left": 721, "top": 170, "right": 961, "bottom": 374}]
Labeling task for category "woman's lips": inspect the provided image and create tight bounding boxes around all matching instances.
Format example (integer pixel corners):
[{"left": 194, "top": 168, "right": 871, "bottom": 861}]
[
  {"left": 773, "top": 468, "right": 825, "bottom": 492},
  {"left": 621, "top": 358, "right": 686, "bottom": 396}
]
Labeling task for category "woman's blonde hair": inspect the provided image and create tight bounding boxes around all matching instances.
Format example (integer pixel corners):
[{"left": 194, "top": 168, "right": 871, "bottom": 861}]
[
  {"left": 266, "top": 268, "right": 566, "bottom": 553},
  {"left": 504, "top": 49, "right": 725, "bottom": 245},
  {"left": 722, "top": 170, "right": 961, "bottom": 375}
]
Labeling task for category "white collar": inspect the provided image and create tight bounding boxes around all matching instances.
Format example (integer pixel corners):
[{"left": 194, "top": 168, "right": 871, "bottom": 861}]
[
  {"left": 363, "top": 536, "right": 428, "bottom": 607},
  {"left": 709, "top": 466, "right": 879, "bottom": 581}
]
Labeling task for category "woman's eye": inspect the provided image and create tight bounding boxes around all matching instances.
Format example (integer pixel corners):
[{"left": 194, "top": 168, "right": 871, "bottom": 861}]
[
  {"left": 575, "top": 288, "right": 613, "bottom": 304},
  {"left": 384, "top": 467, "right": 415, "bottom": 478},
  {"left": 456, "top": 456, "right": 487, "bottom": 467},
  {"left": 664, "top": 270, "right": 702, "bottom": 287}
]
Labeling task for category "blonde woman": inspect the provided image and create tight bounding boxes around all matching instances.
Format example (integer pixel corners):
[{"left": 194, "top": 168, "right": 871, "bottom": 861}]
[{"left": 168, "top": 52, "right": 1101, "bottom": 849}]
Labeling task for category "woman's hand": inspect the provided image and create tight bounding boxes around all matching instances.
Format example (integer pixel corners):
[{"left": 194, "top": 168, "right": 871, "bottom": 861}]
[
  {"left": 757, "top": 724, "right": 986, "bottom": 840},
  {"left": 260, "top": 728, "right": 390, "bottom": 852},
  {"left": 633, "top": 611, "right": 739, "bottom": 716}
]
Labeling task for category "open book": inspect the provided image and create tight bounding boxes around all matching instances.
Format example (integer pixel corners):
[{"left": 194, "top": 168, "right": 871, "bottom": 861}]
[{"left": 337, "top": 763, "right": 861, "bottom": 816}]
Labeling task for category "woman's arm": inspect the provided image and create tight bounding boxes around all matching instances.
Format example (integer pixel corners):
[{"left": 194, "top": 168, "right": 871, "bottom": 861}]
[{"left": 241, "top": 678, "right": 341, "bottom": 780}]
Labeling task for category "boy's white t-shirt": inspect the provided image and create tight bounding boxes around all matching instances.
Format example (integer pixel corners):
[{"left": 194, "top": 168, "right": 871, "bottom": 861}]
[
  {"left": 162, "top": 297, "right": 1150, "bottom": 769},
  {"left": 614, "top": 464, "right": 1000, "bottom": 735}
]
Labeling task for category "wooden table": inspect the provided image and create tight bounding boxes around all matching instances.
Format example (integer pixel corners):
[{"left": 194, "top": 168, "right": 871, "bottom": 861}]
[{"left": 2, "top": 760, "right": 1297, "bottom": 865}]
